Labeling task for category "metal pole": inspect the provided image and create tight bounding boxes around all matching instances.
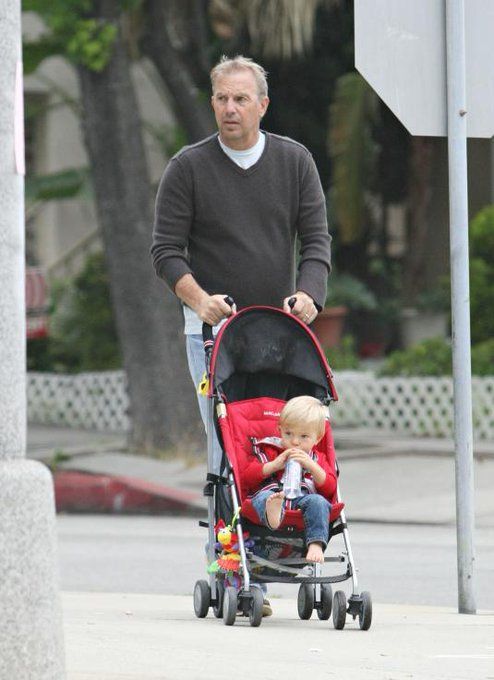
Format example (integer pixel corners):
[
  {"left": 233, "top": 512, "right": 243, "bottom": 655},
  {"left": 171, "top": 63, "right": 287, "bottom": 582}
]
[{"left": 445, "top": 0, "right": 476, "bottom": 614}]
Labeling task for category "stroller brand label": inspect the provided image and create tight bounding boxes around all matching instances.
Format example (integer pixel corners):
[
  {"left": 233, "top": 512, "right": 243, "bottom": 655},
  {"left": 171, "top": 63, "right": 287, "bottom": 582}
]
[{"left": 263, "top": 411, "right": 281, "bottom": 417}]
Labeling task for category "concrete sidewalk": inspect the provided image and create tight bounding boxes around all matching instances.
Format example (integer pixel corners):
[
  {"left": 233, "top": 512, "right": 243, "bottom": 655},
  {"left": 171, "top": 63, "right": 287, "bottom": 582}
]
[
  {"left": 63, "top": 591, "right": 494, "bottom": 680},
  {"left": 28, "top": 424, "right": 494, "bottom": 526}
]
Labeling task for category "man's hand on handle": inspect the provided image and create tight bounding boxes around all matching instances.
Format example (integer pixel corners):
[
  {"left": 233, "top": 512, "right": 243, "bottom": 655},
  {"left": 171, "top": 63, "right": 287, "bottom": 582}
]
[
  {"left": 175, "top": 275, "right": 233, "bottom": 326},
  {"left": 283, "top": 291, "right": 317, "bottom": 325},
  {"left": 197, "top": 293, "right": 233, "bottom": 326}
]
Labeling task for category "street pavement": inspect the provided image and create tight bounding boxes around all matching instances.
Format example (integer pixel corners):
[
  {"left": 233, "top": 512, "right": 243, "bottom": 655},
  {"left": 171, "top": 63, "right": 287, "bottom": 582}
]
[
  {"left": 56, "top": 514, "right": 494, "bottom": 609},
  {"left": 27, "top": 424, "right": 494, "bottom": 679},
  {"left": 63, "top": 592, "right": 494, "bottom": 680},
  {"left": 28, "top": 423, "right": 494, "bottom": 526}
]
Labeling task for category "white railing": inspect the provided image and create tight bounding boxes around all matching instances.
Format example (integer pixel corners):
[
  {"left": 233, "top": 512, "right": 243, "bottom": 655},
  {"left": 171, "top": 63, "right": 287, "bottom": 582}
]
[
  {"left": 27, "top": 371, "right": 129, "bottom": 432},
  {"left": 27, "top": 370, "right": 494, "bottom": 440},
  {"left": 330, "top": 371, "right": 494, "bottom": 440}
]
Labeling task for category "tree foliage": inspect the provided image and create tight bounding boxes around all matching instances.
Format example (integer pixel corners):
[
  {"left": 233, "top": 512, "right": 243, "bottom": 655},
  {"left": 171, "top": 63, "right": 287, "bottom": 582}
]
[
  {"left": 469, "top": 206, "right": 494, "bottom": 344},
  {"left": 28, "top": 252, "right": 121, "bottom": 373},
  {"left": 26, "top": 167, "right": 91, "bottom": 202},
  {"left": 379, "top": 335, "right": 494, "bottom": 377},
  {"left": 215, "top": 0, "right": 324, "bottom": 59},
  {"left": 329, "top": 72, "right": 378, "bottom": 244},
  {"left": 50, "top": 252, "right": 121, "bottom": 372},
  {"left": 23, "top": 0, "right": 121, "bottom": 71},
  {"left": 23, "top": 34, "right": 64, "bottom": 74}
]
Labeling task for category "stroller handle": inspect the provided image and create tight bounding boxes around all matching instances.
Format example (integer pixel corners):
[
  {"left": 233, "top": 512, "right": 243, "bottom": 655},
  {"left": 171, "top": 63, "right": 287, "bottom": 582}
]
[
  {"left": 202, "top": 295, "right": 235, "bottom": 360},
  {"left": 202, "top": 296, "right": 296, "bottom": 347}
]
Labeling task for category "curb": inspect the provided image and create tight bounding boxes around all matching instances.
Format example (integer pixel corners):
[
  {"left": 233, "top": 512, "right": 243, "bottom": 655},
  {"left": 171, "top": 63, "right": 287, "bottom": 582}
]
[{"left": 53, "top": 470, "right": 206, "bottom": 515}]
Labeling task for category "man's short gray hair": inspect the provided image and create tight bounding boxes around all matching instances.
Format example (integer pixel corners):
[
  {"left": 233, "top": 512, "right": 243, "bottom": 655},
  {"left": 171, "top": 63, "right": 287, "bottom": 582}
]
[{"left": 210, "top": 55, "right": 268, "bottom": 98}]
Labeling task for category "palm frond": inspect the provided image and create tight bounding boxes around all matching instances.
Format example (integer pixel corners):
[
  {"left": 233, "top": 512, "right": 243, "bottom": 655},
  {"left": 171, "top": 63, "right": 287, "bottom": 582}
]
[
  {"left": 245, "top": 0, "right": 321, "bottom": 59},
  {"left": 210, "top": 0, "right": 339, "bottom": 59},
  {"left": 25, "top": 167, "right": 92, "bottom": 203},
  {"left": 329, "top": 71, "right": 378, "bottom": 244}
]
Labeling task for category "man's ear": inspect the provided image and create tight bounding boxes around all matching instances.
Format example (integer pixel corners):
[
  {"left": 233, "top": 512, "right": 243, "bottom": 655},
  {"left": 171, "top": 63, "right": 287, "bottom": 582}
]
[{"left": 260, "top": 96, "right": 269, "bottom": 118}]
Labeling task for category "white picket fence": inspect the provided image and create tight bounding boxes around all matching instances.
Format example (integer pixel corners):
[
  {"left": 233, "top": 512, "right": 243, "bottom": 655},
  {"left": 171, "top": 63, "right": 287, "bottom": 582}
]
[
  {"left": 331, "top": 372, "right": 494, "bottom": 440},
  {"left": 27, "top": 371, "right": 130, "bottom": 432},
  {"left": 27, "top": 370, "right": 494, "bottom": 440}
]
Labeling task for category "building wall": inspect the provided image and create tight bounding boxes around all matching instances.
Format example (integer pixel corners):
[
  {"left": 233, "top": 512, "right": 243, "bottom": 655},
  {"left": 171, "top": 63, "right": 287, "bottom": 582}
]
[{"left": 22, "top": 12, "right": 175, "bottom": 278}]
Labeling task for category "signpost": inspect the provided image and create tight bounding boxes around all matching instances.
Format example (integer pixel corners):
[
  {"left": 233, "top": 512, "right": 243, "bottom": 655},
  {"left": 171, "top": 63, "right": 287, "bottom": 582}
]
[
  {"left": 355, "top": 0, "right": 494, "bottom": 614},
  {"left": 355, "top": 0, "right": 494, "bottom": 138}
]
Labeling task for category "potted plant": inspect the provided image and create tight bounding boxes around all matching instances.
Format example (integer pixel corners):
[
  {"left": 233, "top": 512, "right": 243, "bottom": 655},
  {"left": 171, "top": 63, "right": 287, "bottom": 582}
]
[
  {"left": 400, "top": 285, "right": 450, "bottom": 348},
  {"left": 312, "top": 273, "right": 377, "bottom": 349}
]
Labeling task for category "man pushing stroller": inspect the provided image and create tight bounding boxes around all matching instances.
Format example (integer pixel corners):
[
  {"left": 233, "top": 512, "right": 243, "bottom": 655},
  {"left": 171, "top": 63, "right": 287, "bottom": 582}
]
[{"left": 245, "top": 396, "right": 336, "bottom": 563}]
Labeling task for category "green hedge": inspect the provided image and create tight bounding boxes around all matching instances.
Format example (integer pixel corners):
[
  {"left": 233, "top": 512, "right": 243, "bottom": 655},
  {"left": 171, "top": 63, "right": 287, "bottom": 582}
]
[
  {"left": 470, "top": 206, "right": 494, "bottom": 344},
  {"left": 379, "top": 337, "right": 494, "bottom": 377},
  {"left": 325, "top": 335, "right": 360, "bottom": 371}
]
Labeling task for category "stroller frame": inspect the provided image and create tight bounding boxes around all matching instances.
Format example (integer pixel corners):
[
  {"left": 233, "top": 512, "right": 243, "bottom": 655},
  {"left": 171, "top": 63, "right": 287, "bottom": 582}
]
[{"left": 194, "top": 306, "right": 372, "bottom": 629}]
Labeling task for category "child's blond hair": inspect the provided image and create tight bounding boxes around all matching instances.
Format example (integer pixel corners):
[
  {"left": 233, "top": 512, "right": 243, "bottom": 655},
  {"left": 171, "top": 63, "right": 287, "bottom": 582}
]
[{"left": 279, "top": 396, "right": 327, "bottom": 441}]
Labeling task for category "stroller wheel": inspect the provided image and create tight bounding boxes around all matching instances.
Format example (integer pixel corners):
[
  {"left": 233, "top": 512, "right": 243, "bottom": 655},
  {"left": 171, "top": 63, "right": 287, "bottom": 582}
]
[
  {"left": 223, "top": 586, "right": 238, "bottom": 626},
  {"left": 316, "top": 584, "right": 333, "bottom": 620},
  {"left": 332, "top": 590, "right": 347, "bottom": 630},
  {"left": 358, "top": 591, "right": 372, "bottom": 631},
  {"left": 297, "top": 584, "right": 314, "bottom": 620},
  {"left": 213, "top": 579, "right": 224, "bottom": 618},
  {"left": 248, "top": 587, "right": 264, "bottom": 627},
  {"left": 193, "top": 580, "right": 211, "bottom": 618}
]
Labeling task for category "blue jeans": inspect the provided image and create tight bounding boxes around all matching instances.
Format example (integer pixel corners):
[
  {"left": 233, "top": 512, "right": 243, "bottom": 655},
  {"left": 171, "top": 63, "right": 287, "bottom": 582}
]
[
  {"left": 187, "top": 333, "right": 268, "bottom": 597},
  {"left": 185, "top": 334, "right": 223, "bottom": 474},
  {"left": 251, "top": 489, "right": 332, "bottom": 549}
]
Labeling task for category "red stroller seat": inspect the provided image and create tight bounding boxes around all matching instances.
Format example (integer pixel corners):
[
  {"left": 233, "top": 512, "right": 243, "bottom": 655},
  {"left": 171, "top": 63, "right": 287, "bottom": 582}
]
[{"left": 217, "top": 396, "right": 345, "bottom": 531}]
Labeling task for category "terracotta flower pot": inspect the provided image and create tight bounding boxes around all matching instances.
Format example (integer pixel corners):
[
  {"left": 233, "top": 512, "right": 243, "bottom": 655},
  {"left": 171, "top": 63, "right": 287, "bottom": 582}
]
[{"left": 311, "top": 305, "right": 348, "bottom": 350}]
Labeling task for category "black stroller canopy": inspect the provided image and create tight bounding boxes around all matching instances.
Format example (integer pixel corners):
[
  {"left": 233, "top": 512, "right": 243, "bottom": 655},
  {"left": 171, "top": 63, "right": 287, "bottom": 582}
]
[{"left": 210, "top": 307, "right": 337, "bottom": 403}]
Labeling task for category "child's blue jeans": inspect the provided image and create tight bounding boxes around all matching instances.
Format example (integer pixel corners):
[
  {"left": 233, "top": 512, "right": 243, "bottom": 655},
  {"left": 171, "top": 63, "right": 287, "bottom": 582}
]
[{"left": 251, "top": 489, "right": 332, "bottom": 549}]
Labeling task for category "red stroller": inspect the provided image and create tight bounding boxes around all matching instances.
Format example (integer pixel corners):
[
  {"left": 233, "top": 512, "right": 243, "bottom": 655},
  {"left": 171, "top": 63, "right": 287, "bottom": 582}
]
[{"left": 193, "top": 305, "right": 372, "bottom": 629}]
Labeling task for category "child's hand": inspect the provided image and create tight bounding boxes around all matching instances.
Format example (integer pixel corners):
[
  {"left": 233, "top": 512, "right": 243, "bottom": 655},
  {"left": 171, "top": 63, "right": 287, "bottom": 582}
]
[
  {"left": 287, "top": 449, "right": 326, "bottom": 486},
  {"left": 271, "top": 450, "right": 290, "bottom": 472},
  {"left": 286, "top": 449, "right": 315, "bottom": 471}
]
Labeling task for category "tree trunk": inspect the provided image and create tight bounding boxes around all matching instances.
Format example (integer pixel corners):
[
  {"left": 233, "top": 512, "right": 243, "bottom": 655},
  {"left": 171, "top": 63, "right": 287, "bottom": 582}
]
[
  {"left": 141, "top": 0, "right": 215, "bottom": 142},
  {"left": 403, "top": 136, "right": 435, "bottom": 305},
  {"left": 77, "top": 0, "right": 203, "bottom": 454}
]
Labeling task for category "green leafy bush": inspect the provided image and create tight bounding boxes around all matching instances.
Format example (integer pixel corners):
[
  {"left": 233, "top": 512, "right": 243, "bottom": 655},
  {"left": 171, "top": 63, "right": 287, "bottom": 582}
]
[
  {"left": 27, "top": 252, "right": 121, "bottom": 373},
  {"left": 23, "top": 0, "right": 118, "bottom": 72},
  {"left": 469, "top": 206, "right": 494, "bottom": 344},
  {"left": 471, "top": 339, "right": 494, "bottom": 376},
  {"left": 379, "top": 337, "right": 452, "bottom": 377},
  {"left": 325, "top": 335, "right": 360, "bottom": 371},
  {"left": 379, "top": 336, "right": 494, "bottom": 377},
  {"left": 326, "top": 273, "right": 377, "bottom": 311}
]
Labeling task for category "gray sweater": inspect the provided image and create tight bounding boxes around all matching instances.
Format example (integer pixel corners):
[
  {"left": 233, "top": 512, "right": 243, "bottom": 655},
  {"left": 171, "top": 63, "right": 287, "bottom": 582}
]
[{"left": 151, "top": 132, "right": 331, "bottom": 310}]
